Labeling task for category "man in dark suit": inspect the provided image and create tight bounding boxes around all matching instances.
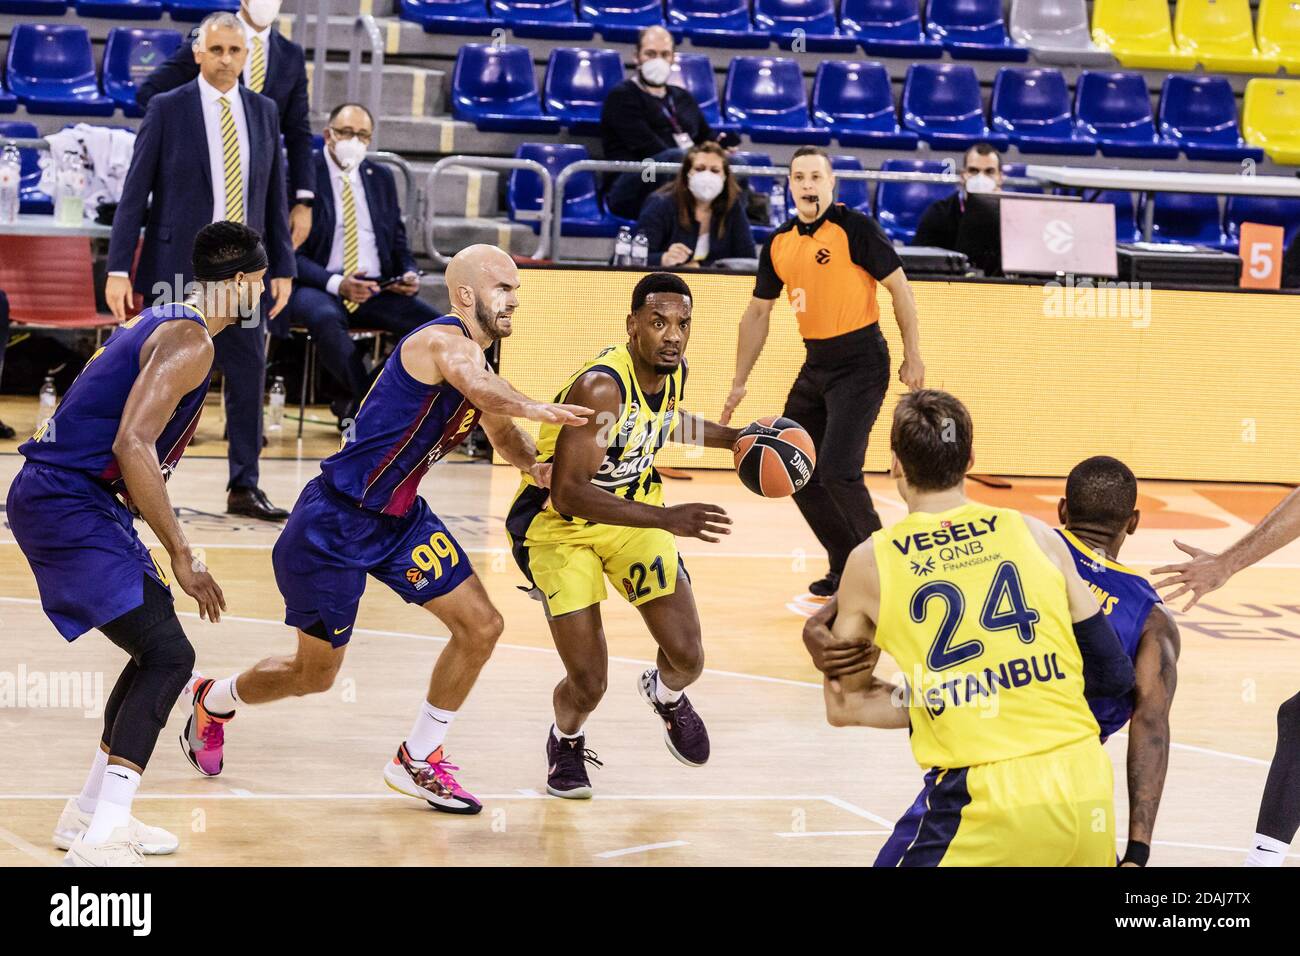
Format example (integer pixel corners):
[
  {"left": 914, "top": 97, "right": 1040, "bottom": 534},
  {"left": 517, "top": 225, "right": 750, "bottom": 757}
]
[
  {"left": 106, "top": 12, "right": 295, "bottom": 522},
  {"left": 136, "top": 0, "right": 314, "bottom": 249},
  {"left": 291, "top": 103, "right": 437, "bottom": 425}
]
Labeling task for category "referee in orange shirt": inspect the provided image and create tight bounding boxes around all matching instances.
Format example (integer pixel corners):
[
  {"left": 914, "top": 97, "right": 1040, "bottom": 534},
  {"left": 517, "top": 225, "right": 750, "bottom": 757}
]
[{"left": 721, "top": 146, "right": 925, "bottom": 597}]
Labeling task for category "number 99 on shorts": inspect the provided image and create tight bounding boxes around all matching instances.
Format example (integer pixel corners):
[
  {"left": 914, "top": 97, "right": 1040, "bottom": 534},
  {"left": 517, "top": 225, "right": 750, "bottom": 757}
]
[{"left": 410, "top": 532, "right": 460, "bottom": 580}]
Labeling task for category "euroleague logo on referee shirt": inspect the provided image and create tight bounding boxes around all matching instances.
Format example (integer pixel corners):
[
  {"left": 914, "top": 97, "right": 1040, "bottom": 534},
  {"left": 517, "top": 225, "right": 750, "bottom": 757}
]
[{"left": 814, "top": 248, "right": 831, "bottom": 264}]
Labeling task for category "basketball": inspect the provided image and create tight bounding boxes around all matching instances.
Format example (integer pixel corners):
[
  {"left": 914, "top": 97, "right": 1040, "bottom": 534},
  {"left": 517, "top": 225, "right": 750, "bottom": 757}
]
[{"left": 733, "top": 416, "right": 816, "bottom": 498}]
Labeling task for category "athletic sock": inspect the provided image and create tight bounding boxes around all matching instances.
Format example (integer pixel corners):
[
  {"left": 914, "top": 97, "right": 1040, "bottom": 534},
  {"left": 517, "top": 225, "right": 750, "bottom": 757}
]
[
  {"left": 202, "top": 676, "right": 240, "bottom": 718},
  {"left": 75, "top": 746, "right": 110, "bottom": 814},
  {"left": 83, "top": 765, "right": 140, "bottom": 846},
  {"left": 1244, "top": 833, "right": 1289, "bottom": 867},
  {"left": 654, "top": 670, "right": 684, "bottom": 705},
  {"left": 406, "top": 702, "right": 456, "bottom": 761},
  {"left": 552, "top": 723, "right": 585, "bottom": 741}
]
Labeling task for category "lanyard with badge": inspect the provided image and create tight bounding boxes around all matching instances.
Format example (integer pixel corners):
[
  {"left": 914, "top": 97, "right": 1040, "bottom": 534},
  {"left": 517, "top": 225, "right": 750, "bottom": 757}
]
[{"left": 660, "top": 96, "right": 695, "bottom": 150}]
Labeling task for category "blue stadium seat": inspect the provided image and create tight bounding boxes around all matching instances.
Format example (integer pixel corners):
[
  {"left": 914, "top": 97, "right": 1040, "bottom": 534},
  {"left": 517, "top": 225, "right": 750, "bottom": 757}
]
[
  {"left": 724, "top": 56, "right": 830, "bottom": 144},
  {"left": 0, "top": 120, "right": 53, "bottom": 213},
  {"left": 510, "top": 142, "right": 621, "bottom": 237},
  {"left": 1223, "top": 194, "right": 1300, "bottom": 250},
  {"left": 829, "top": 154, "right": 873, "bottom": 212},
  {"left": 102, "top": 28, "right": 184, "bottom": 118},
  {"left": 730, "top": 148, "right": 776, "bottom": 241},
  {"left": 753, "top": 0, "right": 858, "bottom": 52},
  {"left": 164, "top": 0, "right": 238, "bottom": 22},
  {"left": 451, "top": 44, "right": 562, "bottom": 132},
  {"left": 490, "top": 0, "right": 596, "bottom": 39},
  {"left": 400, "top": 0, "right": 502, "bottom": 35},
  {"left": 666, "top": 0, "right": 770, "bottom": 49},
  {"left": 543, "top": 47, "right": 623, "bottom": 134},
  {"left": 1074, "top": 71, "right": 1179, "bottom": 159},
  {"left": 840, "top": 0, "right": 942, "bottom": 58},
  {"left": 926, "top": 0, "right": 1030, "bottom": 61},
  {"left": 1159, "top": 74, "right": 1264, "bottom": 163},
  {"left": 0, "top": 0, "right": 68, "bottom": 12},
  {"left": 875, "top": 158, "right": 954, "bottom": 244},
  {"left": 901, "top": 63, "right": 1007, "bottom": 150},
  {"left": 1148, "top": 191, "right": 1230, "bottom": 248},
  {"left": 6, "top": 24, "right": 115, "bottom": 117},
  {"left": 76, "top": 0, "right": 164, "bottom": 18},
  {"left": 669, "top": 52, "right": 740, "bottom": 137},
  {"left": 579, "top": 0, "right": 665, "bottom": 41},
  {"left": 990, "top": 67, "right": 1095, "bottom": 156},
  {"left": 1000, "top": 161, "right": 1044, "bottom": 193},
  {"left": 811, "top": 60, "right": 919, "bottom": 149}
]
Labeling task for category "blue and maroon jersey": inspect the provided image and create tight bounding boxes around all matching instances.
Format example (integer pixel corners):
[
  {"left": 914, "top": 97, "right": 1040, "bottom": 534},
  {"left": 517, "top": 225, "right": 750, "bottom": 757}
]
[
  {"left": 18, "top": 303, "right": 211, "bottom": 502},
  {"left": 319, "top": 315, "right": 484, "bottom": 517},
  {"left": 1057, "top": 528, "right": 1162, "bottom": 739}
]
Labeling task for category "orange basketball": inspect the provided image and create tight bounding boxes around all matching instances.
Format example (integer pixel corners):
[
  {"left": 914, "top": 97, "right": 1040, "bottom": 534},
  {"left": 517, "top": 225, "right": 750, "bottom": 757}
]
[{"left": 733, "top": 416, "right": 816, "bottom": 498}]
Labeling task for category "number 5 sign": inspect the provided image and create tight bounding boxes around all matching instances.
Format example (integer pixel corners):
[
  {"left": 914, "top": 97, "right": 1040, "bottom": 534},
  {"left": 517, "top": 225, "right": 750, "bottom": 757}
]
[{"left": 1239, "top": 221, "right": 1285, "bottom": 290}]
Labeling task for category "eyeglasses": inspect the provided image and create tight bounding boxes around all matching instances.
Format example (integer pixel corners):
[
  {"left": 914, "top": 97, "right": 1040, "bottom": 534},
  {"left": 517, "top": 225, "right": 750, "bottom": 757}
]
[{"left": 329, "top": 127, "right": 373, "bottom": 143}]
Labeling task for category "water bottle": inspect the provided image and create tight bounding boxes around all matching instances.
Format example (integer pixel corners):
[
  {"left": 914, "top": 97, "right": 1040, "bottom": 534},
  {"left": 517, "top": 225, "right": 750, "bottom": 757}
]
[
  {"left": 769, "top": 183, "right": 787, "bottom": 227},
  {"left": 54, "top": 150, "right": 85, "bottom": 226},
  {"left": 0, "top": 144, "right": 20, "bottom": 225},
  {"left": 631, "top": 231, "right": 649, "bottom": 268},
  {"left": 37, "top": 376, "right": 57, "bottom": 431},
  {"left": 266, "top": 376, "right": 286, "bottom": 432},
  {"left": 613, "top": 225, "right": 632, "bottom": 266}
]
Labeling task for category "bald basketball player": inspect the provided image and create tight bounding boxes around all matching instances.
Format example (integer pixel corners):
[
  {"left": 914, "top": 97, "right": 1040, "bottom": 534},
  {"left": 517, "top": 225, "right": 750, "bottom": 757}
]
[{"left": 180, "top": 244, "right": 592, "bottom": 814}]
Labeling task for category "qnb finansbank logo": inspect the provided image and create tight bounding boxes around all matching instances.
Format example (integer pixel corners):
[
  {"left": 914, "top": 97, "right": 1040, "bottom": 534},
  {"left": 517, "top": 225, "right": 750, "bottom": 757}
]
[
  {"left": 1042, "top": 274, "right": 1153, "bottom": 329},
  {"left": 50, "top": 887, "right": 151, "bottom": 937}
]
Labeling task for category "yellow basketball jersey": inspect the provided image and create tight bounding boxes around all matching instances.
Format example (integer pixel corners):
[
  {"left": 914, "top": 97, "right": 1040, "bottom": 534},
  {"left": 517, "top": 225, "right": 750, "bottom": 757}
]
[
  {"left": 872, "top": 503, "right": 1100, "bottom": 770},
  {"left": 508, "top": 343, "right": 684, "bottom": 539}
]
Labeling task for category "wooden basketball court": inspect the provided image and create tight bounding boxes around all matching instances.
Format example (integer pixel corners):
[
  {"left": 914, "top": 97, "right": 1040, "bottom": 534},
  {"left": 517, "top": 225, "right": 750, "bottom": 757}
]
[{"left": 0, "top": 395, "right": 1296, "bottom": 866}]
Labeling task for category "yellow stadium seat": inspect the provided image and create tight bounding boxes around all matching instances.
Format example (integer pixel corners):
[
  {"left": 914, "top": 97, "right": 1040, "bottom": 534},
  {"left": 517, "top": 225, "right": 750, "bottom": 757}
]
[
  {"left": 1242, "top": 78, "right": 1300, "bottom": 163},
  {"left": 1175, "top": 0, "right": 1279, "bottom": 73},
  {"left": 1257, "top": 0, "right": 1300, "bottom": 73},
  {"left": 1092, "top": 0, "right": 1196, "bottom": 69}
]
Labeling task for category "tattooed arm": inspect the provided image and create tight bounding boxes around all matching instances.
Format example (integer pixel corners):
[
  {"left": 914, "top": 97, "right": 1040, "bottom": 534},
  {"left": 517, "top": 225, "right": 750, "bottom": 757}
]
[{"left": 1123, "top": 604, "right": 1181, "bottom": 864}]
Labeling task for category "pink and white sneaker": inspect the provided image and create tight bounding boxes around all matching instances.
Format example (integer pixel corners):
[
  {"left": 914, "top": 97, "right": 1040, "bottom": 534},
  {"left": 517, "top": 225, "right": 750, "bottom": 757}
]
[
  {"left": 383, "top": 742, "right": 483, "bottom": 815},
  {"left": 178, "top": 676, "right": 231, "bottom": 777}
]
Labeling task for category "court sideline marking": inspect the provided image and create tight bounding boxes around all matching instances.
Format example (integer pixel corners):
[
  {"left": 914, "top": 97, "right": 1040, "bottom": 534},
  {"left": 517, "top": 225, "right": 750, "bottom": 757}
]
[{"left": 0, "top": 596, "right": 1277, "bottom": 767}]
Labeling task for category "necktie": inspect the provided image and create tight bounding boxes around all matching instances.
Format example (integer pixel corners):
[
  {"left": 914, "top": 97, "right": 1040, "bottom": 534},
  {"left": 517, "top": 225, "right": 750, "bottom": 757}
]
[
  {"left": 341, "top": 175, "right": 360, "bottom": 314},
  {"left": 219, "top": 97, "right": 243, "bottom": 223},
  {"left": 249, "top": 36, "right": 266, "bottom": 95}
]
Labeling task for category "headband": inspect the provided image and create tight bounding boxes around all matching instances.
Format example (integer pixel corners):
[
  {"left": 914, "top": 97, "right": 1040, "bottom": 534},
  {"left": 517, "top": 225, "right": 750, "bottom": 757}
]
[{"left": 193, "top": 242, "right": 268, "bottom": 282}]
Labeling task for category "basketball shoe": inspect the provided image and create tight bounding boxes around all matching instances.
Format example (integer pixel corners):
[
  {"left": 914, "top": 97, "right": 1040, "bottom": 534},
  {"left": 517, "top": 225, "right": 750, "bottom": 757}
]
[
  {"left": 62, "top": 828, "right": 144, "bottom": 867},
  {"left": 178, "top": 675, "right": 231, "bottom": 776},
  {"left": 637, "top": 668, "right": 710, "bottom": 766},
  {"left": 546, "top": 729, "right": 603, "bottom": 799},
  {"left": 53, "top": 798, "right": 178, "bottom": 855},
  {"left": 383, "top": 742, "right": 482, "bottom": 814}
]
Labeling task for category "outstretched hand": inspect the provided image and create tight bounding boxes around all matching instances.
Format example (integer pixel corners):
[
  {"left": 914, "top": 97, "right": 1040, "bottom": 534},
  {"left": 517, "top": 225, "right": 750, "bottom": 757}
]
[{"left": 1151, "top": 540, "right": 1232, "bottom": 611}]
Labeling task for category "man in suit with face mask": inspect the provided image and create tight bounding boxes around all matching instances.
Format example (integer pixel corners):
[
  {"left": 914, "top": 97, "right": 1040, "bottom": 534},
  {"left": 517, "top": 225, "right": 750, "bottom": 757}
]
[
  {"left": 600, "top": 26, "right": 738, "bottom": 221},
  {"left": 913, "top": 143, "right": 1004, "bottom": 253},
  {"left": 289, "top": 104, "right": 438, "bottom": 426}
]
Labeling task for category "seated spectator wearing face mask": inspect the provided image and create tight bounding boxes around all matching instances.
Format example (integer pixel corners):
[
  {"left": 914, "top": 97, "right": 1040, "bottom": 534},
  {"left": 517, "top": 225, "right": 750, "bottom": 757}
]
[
  {"left": 601, "top": 26, "right": 738, "bottom": 220},
  {"left": 913, "top": 143, "right": 1003, "bottom": 251},
  {"left": 635, "top": 143, "right": 756, "bottom": 268}
]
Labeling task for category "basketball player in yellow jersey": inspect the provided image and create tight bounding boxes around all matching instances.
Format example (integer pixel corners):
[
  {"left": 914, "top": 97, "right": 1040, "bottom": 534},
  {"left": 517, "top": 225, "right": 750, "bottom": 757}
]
[
  {"left": 802, "top": 390, "right": 1136, "bottom": 866},
  {"left": 506, "top": 272, "right": 740, "bottom": 799}
]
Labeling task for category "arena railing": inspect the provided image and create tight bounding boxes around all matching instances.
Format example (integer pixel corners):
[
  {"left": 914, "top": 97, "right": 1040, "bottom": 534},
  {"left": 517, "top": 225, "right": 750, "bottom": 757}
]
[
  {"left": 546, "top": 161, "right": 1044, "bottom": 265},
  {"left": 301, "top": 0, "right": 332, "bottom": 117},
  {"left": 422, "top": 156, "right": 553, "bottom": 267},
  {"left": 346, "top": 14, "right": 386, "bottom": 119}
]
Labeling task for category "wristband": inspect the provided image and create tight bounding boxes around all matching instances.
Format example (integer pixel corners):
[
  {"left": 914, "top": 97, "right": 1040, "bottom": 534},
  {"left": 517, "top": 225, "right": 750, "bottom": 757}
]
[{"left": 1120, "top": 841, "right": 1150, "bottom": 867}]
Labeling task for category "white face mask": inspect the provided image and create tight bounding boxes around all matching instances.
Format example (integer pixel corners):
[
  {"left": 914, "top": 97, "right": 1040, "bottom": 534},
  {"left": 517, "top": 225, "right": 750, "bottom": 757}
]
[
  {"left": 244, "top": 0, "right": 282, "bottom": 27},
  {"left": 965, "top": 172, "right": 998, "bottom": 195},
  {"left": 688, "top": 170, "right": 725, "bottom": 204},
  {"left": 331, "top": 137, "right": 367, "bottom": 171},
  {"left": 639, "top": 57, "right": 671, "bottom": 88}
]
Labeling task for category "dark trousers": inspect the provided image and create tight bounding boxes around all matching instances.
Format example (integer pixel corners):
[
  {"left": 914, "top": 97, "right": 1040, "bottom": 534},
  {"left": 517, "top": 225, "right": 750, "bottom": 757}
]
[
  {"left": 213, "top": 315, "right": 266, "bottom": 490},
  {"left": 291, "top": 286, "right": 440, "bottom": 399},
  {"left": 606, "top": 146, "right": 686, "bottom": 220},
  {"left": 0, "top": 290, "right": 9, "bottom": 381},
  {"left": 782, "top": 324, "right": 891, "bottom": 576}
]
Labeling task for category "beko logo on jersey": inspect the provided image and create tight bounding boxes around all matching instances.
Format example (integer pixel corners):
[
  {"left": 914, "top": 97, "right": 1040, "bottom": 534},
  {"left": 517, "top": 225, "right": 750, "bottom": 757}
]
[
  {"left": 892, "top": 516, "right": 998, "bottom": 555},
  {"left": 598, "top": 452, "right": 656, "bottom": 482},
  {"left": 50, "top": 886, "right": 151, "bottom": 936}
]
